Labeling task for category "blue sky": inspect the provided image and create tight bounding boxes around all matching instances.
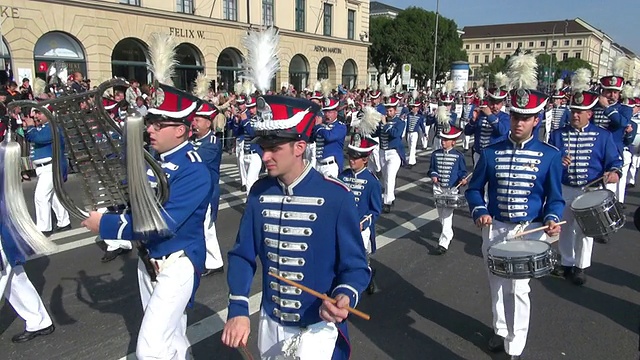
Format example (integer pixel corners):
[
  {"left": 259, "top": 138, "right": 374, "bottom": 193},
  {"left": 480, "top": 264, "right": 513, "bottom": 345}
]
[{"left": 391, "top": 0, "right": 639, "bottom": 54}]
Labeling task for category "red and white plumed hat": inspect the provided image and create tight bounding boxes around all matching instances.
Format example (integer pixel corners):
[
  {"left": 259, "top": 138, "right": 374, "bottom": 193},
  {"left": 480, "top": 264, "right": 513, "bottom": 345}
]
[
  {"left": 568, "top": 91, "right": 598, "bottom": 110},
  {"left": 369, "top": 89, "right": 381, "bottom": 99},
  {"left": 384, "top": 95, "right": 400, "bottom": 107},
  {"left": 487, "top": 72, "right": 509, "bottom": 100},
  {"left": 347, "top": 106, "right": 382, "bottom": 157},
  {"left": 195, "top": 102, "right": 218, "bottom": 118},
  {"left": 322, "top": 97, "right": 339, "bottom": 111},
  {"left": 252, "top": 95, "right": 321, "bottom": 145},
  {"left": 552, "top": 79, "right": 566, "bottom": 99},
  {"left": 506, "top": 50, "right": 548, "bottom": 115},
  {"left": 440, "top": 94, "right": 454, "bottom": 104},
  {"left": 439, "top": 125, "right": 462, "bottom": 139},
  {"left": 600, "top": 56, "right": 627, "bottom": 91}
]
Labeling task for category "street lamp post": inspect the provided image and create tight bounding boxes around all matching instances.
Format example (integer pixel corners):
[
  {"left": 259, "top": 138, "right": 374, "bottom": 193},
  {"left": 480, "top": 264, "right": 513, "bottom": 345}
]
[
  {"left": 548, "top": 20, "right": 569, "bottom": 93},
  {"left": 431, "top": 0, "right": 439, "bottom": 88}
]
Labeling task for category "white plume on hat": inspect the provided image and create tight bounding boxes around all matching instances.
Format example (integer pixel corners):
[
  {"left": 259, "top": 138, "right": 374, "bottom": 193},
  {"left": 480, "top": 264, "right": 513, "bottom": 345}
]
[
  {"left": 494, "top": 72, "right": 509, "bottom": 89},
  {"left": 241, "top": 27, "right": 280, "bottom": 94},
  {"left": 320, "top": 79, "right": 332, "bottom": 97},
  {"left": 621, "top": 83, "right": 634, "bottom": 100},
  {"left": 436, "top": 105, "right": 451, "bottom": 131},
  {"left": 370, "top": 80, "right": 379, "bottom": 90},
  {"left": 444, "top": 80, "right": 454, "bottom": 94},
  {"left": 148, "top": 33, "right": 178, "bottom": 86},
  {"left": 411, "top": 89, "right": 418, "bottom": 100},
  {"left": 634, "top": 80, "right": 640, "bottom": 98},
  {"left": 477, "top": 86, "right": 485, "bottom": 100},
  {"left": 352, "top": 106, "right": 382, "bottom": 137},
  {"left": 506, "top": 52, "right": 538, "bottom": 89},
  {"left": 571, "top": 68, "right": 592, "bottom": 93},
  {"left": 381, "top": 84, "right": 392, "bottom": 98},
  {"left": 234, "top": 81, "right": 243, "bottom": 94},
  {"left": 192, "top": 72, "right": 211, "bottom": 100},
  {"left": 313, "top": 80, "right": 322, "bottom": 92},
  {"left": 242, "top": 80, "right": 254, "bottom": 96},
  {"left": 555, "top": 78, "right": 564, "bottom": 91},
  {"left": 32, "top": 78, "right": 47, "bottom": 99},
  {"left": 613, "top": 56, "right": 627, "bottom": 77}
]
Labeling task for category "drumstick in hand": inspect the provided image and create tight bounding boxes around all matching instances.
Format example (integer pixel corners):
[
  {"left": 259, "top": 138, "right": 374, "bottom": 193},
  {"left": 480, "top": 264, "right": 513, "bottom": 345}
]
[
  {"left": 453, "top": 173, "right": 473, "bottom": 190},
  {"left": 508, "top": 221, "right": 567, "bottom": 240},
  {"left": 268, "top": 272, "right": 371, "bottom": 321}
]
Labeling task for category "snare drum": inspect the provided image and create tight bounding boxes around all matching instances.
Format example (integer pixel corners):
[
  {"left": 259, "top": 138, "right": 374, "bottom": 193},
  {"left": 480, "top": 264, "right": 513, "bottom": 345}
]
[
  {"left": 487, "top": 240, "right": 556, "bottom": 279},
  {"left": 571, "top": 189, "right": 625, "bottom": 237},
  {"left": 434, "top": 193, "right": 468, "bottom": 209}
]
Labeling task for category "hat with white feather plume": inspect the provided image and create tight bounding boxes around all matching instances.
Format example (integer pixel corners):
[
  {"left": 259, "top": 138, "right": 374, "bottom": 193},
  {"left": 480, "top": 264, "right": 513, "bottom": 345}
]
[
  {"left": 505, "top": 51, "right": 548, "bottom": 115},
  {"left": 600, "top": 56, "right": 627, "bottom": 90},
  {"left": 347, "top": 106, "right": 382, "bottom": 157}
]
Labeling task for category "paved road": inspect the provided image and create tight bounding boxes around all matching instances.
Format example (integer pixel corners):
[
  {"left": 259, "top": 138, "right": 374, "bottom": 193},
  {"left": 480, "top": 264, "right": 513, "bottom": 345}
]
[{"left": 1, "top": 147, "right": 639, "bottom": 360}]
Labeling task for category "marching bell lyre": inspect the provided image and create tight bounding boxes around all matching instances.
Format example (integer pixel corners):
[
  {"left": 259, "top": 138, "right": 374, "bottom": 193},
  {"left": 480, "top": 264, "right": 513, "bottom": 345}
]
[{"left": 9, "top": 78, "right": 169, "bottom": 221}]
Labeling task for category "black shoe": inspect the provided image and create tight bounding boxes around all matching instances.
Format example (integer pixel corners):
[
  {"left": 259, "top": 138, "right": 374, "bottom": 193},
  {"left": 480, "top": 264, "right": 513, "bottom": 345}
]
[
  {"left": 432, "top": 245, "right": 447, "bottom": 255},
  {"left": 595, "top": 237, "right": 609, "bottom": 244},
  {"left": 618, "top": 202, "right": 626, "bottom": 210},
  {"left": 12, "top": 324, "right": 55, "bottom": 343},
  {"left": 408, "top": 164, "right": 414, "bottom": 169},
  {"left": 366, "top": 278, "right": 378, "bottom": 294},
  {"left": 488, "top": 334, "right": 505, "bottom": 352},
  {"left": 570, "top": 267, "right": 587, "bottom": 286},
  {"left": 241, "top": 185, "right": 247, "bottom": 192},
  {"left": 627, "top": 183, "right": 635, "bottom": 188},
  {"left": 201, "top": 266, "right": 224, "bottom": 277},
  {"left": 101, "top": 248, "right": 124, "bottom": 263},
  {"left": 55, "top": 224, "right": 72, "bottom": 232},
  {"left": 509, "top": 356, "right": 522, "bottom": 360},
  {"left": 551, "top": 265, "right": 572, "bottom": 279},
  {"left": 383, "top": 204, "right": 391, "bottom": 214},
  {"left": 42, "top": 230, "right": 53, "bottom": 237}
]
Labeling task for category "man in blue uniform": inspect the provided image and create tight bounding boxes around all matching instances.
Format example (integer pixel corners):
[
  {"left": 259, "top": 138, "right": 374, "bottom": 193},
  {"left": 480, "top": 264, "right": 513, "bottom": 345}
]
[
  {"left": 192, "top": 102, "right": 225, "bottom": 277},
  {"left": 0, "top": 222, "right": 55, "bottom": 343},
  {"left": 460, "top": 91, "right": 476, "bottom": 151},
  {"left": 340, "top": 124, "right": 383, "bottom": 294},
  {"left": 240, "top": 97, "right": 264, "bottom": 195},
  {"left": 426, "top": 95, "right": 458, "bottom": 151},
  {"left": 406, "top": 99, "right": 425, "bottom": 168},
  {"left": 544, "top": 84, "right": 570, "bottom": 142},
  {"left": 24, "top": 107, "right": 71, "bottom": 237},
  {"left": 376, "top": 95, "right": 406, "bottom": 213},
  {"left": 428, "top": 126, "right": 468, "bottom": 255},
  {"left": 464, "top": 87, "right": 510, "bottom": 166},
  {"left": 222, "top": 95, "right": 370, "bottom": 359},
  {"left": 81, "top": 88, "right": 212, "bottom": 359},
  {"left": 367, "top": 89, "right": 385, "bottom": 174},
  {"left": 312, "top": 97, "right": 347, "bottom": 177},
  {"left": 466, "top": 85, "right": 564, "bottom": 359},
  {"left": 549, "top": 90, "right": 622, "bottom": 285}
]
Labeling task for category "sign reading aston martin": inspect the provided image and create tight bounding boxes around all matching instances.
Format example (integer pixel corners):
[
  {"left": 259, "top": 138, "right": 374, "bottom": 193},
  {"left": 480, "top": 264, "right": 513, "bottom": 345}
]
[{"left": 313, "top": 45, "right": 342, "bottom": 54}]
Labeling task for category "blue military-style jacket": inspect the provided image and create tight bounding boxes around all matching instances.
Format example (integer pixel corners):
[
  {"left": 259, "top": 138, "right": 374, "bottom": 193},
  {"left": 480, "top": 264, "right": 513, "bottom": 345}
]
[
  {"left": 339, "top": 167, "right": 382, "bottom": 252},
  {"left": 428, "top": 148, "right": 468, "bottom": 188},
  {"left": 406, "top": 112, "right": 425, "bottom": 133},
  {"left": 312, "top": 119, "right": 348, "bottom": 171},
  {"left": 192, "top": 130, "right": 223, "bottom": 223},
  {"left": 591, "top": 102, "right": 630, "bottom": 153},
  {"left": 375, "top": 115, "right": 407, "bottom": 164},
  {"left": 548, "top": 105, "right": 571, "bottom": 131},
  {"left": 240, "top": 118, "right": 264, "bottom": 156},
  {"left": 25, "top": 121, "right": 68, "bottom": 181},
  {"left": 464, "top": 110, "right": 510, "bottom": 153}
]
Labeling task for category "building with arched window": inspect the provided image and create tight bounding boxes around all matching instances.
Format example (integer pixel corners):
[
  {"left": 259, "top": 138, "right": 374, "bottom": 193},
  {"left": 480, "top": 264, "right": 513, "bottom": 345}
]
[{"left": 1, "top": 0, "right": 371, "bottom": 92}]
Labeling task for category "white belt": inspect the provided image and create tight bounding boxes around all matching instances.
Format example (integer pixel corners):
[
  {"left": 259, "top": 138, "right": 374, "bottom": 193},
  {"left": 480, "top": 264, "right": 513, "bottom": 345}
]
[{"left": 150, "top": 250, "right": 186, "bottom": 275}]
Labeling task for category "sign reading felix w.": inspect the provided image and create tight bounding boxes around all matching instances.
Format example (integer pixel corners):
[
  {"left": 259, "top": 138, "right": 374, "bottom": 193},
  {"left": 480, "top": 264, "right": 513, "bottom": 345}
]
[{"left": 168, "top": 27, "right": 205, "bottom": 39}]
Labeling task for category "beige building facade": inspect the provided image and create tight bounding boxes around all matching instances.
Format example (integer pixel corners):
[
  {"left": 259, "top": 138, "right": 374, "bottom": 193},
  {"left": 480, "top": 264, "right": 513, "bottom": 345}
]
[
  {"left": 461, "top": 18, "right": 640, "bottom": 85},
  {"left": 0, "top": 0, "right": 371, "bottom": 91}
]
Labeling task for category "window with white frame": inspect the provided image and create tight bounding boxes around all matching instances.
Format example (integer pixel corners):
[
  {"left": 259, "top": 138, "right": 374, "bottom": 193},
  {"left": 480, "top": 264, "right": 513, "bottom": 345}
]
[
  {"left": 120, "top": 0, "right": 140, "bottom": 5},
  {"left": 262, "top": 0, "right": 274, "bottom": 26},
  {"left": 323, "top": 3, "right": 332, "bottom": 36},
  {"left": 177, "top": 0, "right": 194, "bottom": 13},
  {"left": 223, "top": 0, "right": 237, "bottom": 21},
  {"left": 347, "top": 9, "right": 355, "bottom": 40},
  {"left": 295, "top": 0, "right": 305, "bottom": 32}
]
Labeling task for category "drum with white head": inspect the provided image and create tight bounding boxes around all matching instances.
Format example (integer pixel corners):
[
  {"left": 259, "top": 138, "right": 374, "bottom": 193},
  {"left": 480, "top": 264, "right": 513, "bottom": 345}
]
[
  {"left": 571, "top": 189, "right": 625, "bottom": 237},
  {"left": 487, "top": 240, "right": 556, "bottom": 279}
]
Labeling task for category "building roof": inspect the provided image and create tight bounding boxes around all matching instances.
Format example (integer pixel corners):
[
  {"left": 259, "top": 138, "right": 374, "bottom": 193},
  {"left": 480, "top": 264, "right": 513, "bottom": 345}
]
[
  {"left": 369, "top": 1, "right": 404, "bottom": 16},
  {"left": 461, "top": 19, "right": 590, "bottom": 39}
]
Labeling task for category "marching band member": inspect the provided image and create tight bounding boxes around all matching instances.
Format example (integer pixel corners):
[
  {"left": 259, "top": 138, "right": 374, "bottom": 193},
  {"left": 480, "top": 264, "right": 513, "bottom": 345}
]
[
  {"left": 191, "top": 102, "right": 225, "bottom": 277},
  {"left": 223, "top": 95, "right": 370, "bottom": 359},
  {"left": 312, "top": 97, "right": 347, "bottom": 177},
  {"left": 460, "top": 90, "right": 476, "bottom": 152},
  {"left": 376, "top": 94, "right": 406, "bottom": 213},
  {"left": 464, "top": 82, "right": 510, "bottom": 166},
  {"left": 544, "top": 79, "right": 570, "bottom": 142},
  {"left": 427, "top": 92, "right": 457, "bottom": 151},
  {"left": 406, "top": 98, "right": 426, "bottom": 168},
  {"left": 340, "top": 107, "right": 383, "bottom": 294},
  {"left": 233, "top": 94, "right": 249, "bottom": 192},
  {"left": 465, "top": 53, "right": 564, "bottom": 360},
  {"left": 241, "top": 96, "right": 264, "bottom": 195},
  {"left": 223, "top": 28, "right": 369, "bottom": 359},
  {"left": 307, "top": 83, "right": 325, "bottom": 169},
  {"left": 549, "top": 85, "right": 622, "bottom": 285},
  {"left": 24, "top": 107, "right": 71, "bottom": 237},
  {"left": 367, "top": 88, "right": 385, "bottom": 175},
  {"left": 593, "top": 69, "right": 630, "bottom": 211},
  {"left": 0, "top": 223, "right": 55, "bottom": 343},
  {"left": 428, "top": 126, "right": 468, "bottom": 255},
  {"left": 82, "top": 33, "right": 212, "bottom": 359},
  {"left": 627, "top": 95, "right": 640, "bottom": 188}
]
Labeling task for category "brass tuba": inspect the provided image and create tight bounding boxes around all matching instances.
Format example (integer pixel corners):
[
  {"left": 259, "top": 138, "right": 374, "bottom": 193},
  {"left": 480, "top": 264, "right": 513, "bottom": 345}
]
[{"left": 9, "top": 78, "right": 169, "bottom": 226}]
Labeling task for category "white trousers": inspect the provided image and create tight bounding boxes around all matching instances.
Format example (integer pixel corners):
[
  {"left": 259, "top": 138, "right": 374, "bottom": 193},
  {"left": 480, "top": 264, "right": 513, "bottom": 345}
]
[
  {"left": 306, "top": 142, "right": 317, "bottom": 170},
  {"left": 407, "top": 132, "right": 419, "bottom": 165},
  {"left": 204, "top": 205, "right": 223, "bottom": 270},
  {"left": 34, "top": 164, "right": 70, "bottom": 232},
  {"left": 0, "top": 249, "right": 53, "bottom": 332},
  {"left": 316, "top": 157, "right": 339, "bottom": 178},
  {"left": 433, "top": 185, "right": 455, "bottom": 249},
  {"left": 629, "top": 150, "right": 640, "bottom": 185},
  {"left": 381, "top": 149, "right": 401, "bottom": 205},
  {"left": 559, "top": 185, "right": 593, "bottom": 269},
  {"left": 236, "top": 140, "right": 247, "bottom": 186},
  {"left": 136, "top": 256, "right": 194, "bottom": 360},
  {"left": 361, "top": 227, "right": 372, "bottom": 256},
  {"left": 605, "top": 149, "right": 631, "bottom": 203},
  {"left": 258, "top": 309, "right": 338, "bottom": 360},
  {"left": 367, "top": 142, "right": 381, "bottom": 173},
  {"left": 482, "top": 220, "right": 545, "bottom": 356},
  {"left": 421, "top": 125, "right": 431, "bottom": 149},
  {"left": 244, "top": 153, "right": 262, "bottom": 195}
]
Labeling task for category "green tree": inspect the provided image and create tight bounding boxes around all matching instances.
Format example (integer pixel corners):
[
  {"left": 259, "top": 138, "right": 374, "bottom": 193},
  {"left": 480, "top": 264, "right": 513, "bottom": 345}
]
[
  {"left": 368, "top": 7, "right": 467, "bottom": 87},
  {"left": 478, "top": 56, "right": 507, "bottom": 80},
  {"left": 554, "top": 58, "right": 594, "bottom": 79}
]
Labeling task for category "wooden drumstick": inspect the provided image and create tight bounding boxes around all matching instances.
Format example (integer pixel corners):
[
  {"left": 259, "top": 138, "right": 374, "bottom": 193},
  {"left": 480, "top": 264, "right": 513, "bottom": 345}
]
[
  {"left": 360, "top": 214, "right": 372, "bottom": 226},
  {"left": 453, "top": 173, "right": 473, "bottom": 190},
  {"left": 508, "top": 221, "right": 567, "bottom": 239},
  {"left": 268, "top": 272, "right": 371, "bottom": 321},
  {"left": 581, "top": 175, "right": 606, "bottom": 190}
]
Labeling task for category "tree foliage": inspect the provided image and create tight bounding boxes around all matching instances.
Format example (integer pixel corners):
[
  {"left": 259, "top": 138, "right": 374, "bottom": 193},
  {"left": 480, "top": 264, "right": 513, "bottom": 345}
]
[
  {"left": 368, "top": 7, "right": 467, "bottom": 86},
  {"left": 554, "top": 58, "right": 594, "bottom": 80}
]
